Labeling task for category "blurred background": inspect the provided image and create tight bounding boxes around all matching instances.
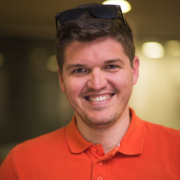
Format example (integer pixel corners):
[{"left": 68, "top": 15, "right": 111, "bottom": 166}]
[{"left": 0, "top": 0, "right": 180, "bottom": 164}]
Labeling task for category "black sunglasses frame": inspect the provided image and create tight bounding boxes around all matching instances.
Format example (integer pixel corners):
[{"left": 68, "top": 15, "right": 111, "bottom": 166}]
[{"left": 55, "top": 5, "right": 128, "bottom": 31}]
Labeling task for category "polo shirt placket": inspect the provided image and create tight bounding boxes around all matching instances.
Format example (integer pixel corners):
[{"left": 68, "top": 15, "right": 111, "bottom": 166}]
[{"left": 86, "top": 144, "right": 121, "bottom": 180}]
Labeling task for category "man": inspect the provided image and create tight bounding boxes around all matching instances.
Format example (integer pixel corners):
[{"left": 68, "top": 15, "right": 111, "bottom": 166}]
[{"left": 0, "top": 3, "right": 180, "bottom": 180}]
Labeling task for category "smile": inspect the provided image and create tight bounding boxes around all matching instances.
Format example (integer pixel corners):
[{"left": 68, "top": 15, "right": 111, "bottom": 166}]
[{"left": 85, "top": 94, "right": 114, "bottom": 102}]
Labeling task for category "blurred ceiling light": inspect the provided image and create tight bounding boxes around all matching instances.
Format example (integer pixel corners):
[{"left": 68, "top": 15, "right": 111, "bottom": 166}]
[
  {"left": 45, "top": 55, "right": 58, "bottom": 72},
  {"left": 103, "top": 0, "right": 131, "bottom": 13},
  {"left": 142, "top": 42, "right": 164, "bottom": 58},
  {"left": 165, "top": 40, "right": 180, "bottom": 56},
  {"left": 0, "top": 53, "right": 4, "bottom": 67},
  {"left": 29, "top": 47, "right": 47, "bottom": 64}
]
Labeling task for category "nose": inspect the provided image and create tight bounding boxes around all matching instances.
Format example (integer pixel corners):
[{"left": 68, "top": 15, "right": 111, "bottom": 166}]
[{"left": 86, "top": 68, "right": 107, "bottom": 90}]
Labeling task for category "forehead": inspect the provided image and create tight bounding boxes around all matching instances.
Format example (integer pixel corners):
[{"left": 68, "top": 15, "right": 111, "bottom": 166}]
[{"left": 64, "top": 36, "right": 129, "bottom": 66}]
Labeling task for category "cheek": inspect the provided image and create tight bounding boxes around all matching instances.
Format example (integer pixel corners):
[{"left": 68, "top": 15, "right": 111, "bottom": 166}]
[
  {"left": 64, "top": 77, "right": 86, "bottom": 97},
  {"left": 110, "top": 72, "right": 132, "bottom": 90}
]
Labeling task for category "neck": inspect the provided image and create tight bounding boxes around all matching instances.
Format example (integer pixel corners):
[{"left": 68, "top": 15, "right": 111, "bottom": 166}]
[{"left": 76, "top": 108, "right": 131, "bottom": 154}]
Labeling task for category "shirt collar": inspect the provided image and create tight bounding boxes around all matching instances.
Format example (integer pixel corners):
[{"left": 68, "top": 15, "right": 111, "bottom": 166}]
[
  {"left": 118, "top": 108, "right": 145, "bottom": 155},
  {"left": 66, "top": 108, "right": 145, "bottom": 155},
  {"left": 66, "top": 115, "right": 93, "bottom": 154}
]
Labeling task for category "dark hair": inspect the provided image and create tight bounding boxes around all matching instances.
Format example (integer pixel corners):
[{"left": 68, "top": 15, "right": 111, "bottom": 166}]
[{"left": 56, "top": 3, "right": 135, "bottom": 73}]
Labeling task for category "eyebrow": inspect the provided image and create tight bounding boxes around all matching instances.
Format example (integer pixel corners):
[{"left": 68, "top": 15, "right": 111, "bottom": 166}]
[
  {"left": 66, "top": 64, "right": 86, "bottom": 71},
  {"left": 104, "top": 59, "right": 125, "bottom": 65}
]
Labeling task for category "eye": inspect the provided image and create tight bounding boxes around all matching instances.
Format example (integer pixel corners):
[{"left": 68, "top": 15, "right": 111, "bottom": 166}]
[
  {"left": 105, "top": 65, "right": 118, "bottom": 69},
  {"left": 73, "top": 68, "right": 88, "bottom": 74}
]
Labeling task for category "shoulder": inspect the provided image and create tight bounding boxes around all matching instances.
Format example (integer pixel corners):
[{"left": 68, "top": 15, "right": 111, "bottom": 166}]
[
  {"left": 12, "top": 127, "right": 68, "bottom": 160},
  {"left": 0, "top": 127, "right": 69, "bottom": 179},
  {"left": 142, "top": 120, "right": 180, "bottom": 151},
  {"left": 144, "top": 120, "right": 180, "bottom": 138}
]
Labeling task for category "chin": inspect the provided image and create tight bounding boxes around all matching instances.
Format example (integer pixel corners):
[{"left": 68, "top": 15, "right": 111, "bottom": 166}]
[{"left": 81, "top": 112, "right": 119, "bottom": 131}]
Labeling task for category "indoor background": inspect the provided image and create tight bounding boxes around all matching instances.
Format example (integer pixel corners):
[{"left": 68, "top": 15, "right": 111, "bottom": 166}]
[{"left": 0, "top": 0, "right": 180, "bottom": 164}]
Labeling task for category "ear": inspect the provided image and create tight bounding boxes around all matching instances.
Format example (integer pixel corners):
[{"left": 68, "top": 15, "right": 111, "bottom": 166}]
[
  {"left": 132, "top": 56, "right": 140, "bottom": 85},
  {"left": 57, "top": 67, "right": 66, "bottom": 93}
]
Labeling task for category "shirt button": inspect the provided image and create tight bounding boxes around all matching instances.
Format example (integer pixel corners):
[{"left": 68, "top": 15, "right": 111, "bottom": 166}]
[
  {"left": 97, "top": 176, "right": 103, "bottom": 180},
  {"left": 91, "top": 148, "right": 96, "bottom": 154},
  {"left": 98, "top": 161, "right": 103, "bottom": 166}
]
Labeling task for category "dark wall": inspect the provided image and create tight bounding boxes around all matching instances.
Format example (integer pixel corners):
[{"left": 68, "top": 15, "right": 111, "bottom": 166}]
[{"left": 0, "top": 38, "right": 74, "bottom": 146}]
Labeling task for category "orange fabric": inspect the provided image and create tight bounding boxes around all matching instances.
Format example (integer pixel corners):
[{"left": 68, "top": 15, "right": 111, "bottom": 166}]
[{"left": 0, "top": 108, "right": 180, "bottom": 180}]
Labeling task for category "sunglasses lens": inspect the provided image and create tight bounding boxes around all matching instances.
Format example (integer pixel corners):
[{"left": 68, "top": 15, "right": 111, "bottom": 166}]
[
  {"left": 92, "top": 6, "right": 117, "bottom": 19},
  {"left": 60, "top": 9, "right": 84, "bottom": 24}
]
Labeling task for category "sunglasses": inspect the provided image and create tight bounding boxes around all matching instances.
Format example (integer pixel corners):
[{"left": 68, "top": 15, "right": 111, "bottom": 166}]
[{"left": 55, "top": 5, "right": 128, "bottom": 31}]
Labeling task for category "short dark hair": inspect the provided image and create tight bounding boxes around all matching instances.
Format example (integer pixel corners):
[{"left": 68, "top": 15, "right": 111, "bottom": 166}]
[{"left": 56, "top": 3, "right": 135, "bottom": 73}]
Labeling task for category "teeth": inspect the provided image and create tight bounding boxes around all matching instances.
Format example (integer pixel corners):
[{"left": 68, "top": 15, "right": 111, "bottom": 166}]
[{"left": 88, "top": 95, "right": 111, "bottom": 102}]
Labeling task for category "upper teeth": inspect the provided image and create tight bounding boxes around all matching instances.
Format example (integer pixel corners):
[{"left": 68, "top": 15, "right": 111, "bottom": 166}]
[{"left": 89, "top": 95, "right": 111, "bottom": 102}]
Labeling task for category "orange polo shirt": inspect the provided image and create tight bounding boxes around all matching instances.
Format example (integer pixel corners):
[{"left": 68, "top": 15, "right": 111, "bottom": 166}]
[{"left": 0, "top": 108, "right": 180, "bottom": 180}]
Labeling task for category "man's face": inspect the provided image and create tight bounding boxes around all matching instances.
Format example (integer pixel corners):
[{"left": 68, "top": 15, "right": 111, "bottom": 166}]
[{"left": 58, "top": 37, "right": 139, "bottom": 130}]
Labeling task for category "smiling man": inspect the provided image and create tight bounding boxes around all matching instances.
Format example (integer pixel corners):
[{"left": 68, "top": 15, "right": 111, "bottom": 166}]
[{"left": 0, "top": 3, "right": 180, "bottom": 180}]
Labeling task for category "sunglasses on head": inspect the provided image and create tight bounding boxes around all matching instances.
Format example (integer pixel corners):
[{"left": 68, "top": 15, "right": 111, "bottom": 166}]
[{"left": 55, "top": 5, "right": 128, "bottom": 31}]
